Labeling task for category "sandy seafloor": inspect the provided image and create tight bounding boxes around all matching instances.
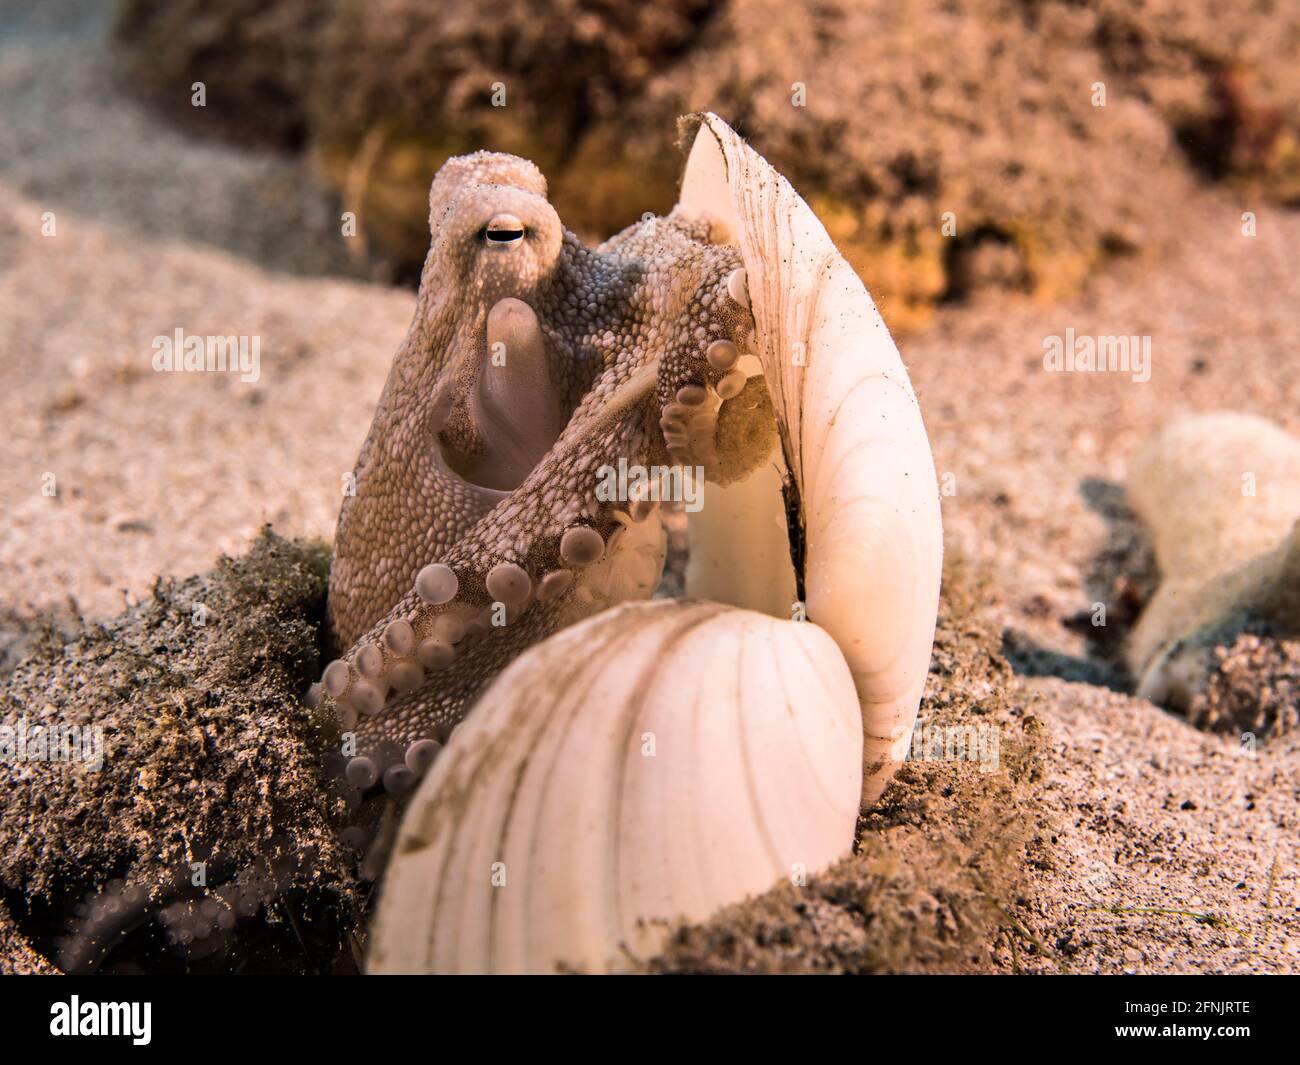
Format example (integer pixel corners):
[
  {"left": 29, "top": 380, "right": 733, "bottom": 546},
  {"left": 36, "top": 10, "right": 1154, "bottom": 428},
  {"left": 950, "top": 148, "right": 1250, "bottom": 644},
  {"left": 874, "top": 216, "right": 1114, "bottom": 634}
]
[{"left": 0, "top": 0, "right": 1296, "bottom": 972}]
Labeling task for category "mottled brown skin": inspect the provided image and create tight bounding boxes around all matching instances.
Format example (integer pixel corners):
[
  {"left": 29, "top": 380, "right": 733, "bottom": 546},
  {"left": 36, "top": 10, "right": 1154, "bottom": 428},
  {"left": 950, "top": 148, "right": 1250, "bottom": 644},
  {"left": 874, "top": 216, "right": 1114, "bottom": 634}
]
[
  {"left": 323, "top": 152, "right": 762, "bottom": 801},
  {"left": 329, "top": 154, "right": 577, "bottom": 648}
]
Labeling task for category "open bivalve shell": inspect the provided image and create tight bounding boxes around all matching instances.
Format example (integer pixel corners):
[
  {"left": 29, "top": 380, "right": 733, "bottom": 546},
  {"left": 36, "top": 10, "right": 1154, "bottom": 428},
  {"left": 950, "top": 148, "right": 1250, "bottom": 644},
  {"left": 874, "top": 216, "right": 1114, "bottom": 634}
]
[
  {"left": 678, "top": 113, "right": 943, "bottom": 805},
  {"left": 368, "top": 114, "right": 943, "bottom": 973}
]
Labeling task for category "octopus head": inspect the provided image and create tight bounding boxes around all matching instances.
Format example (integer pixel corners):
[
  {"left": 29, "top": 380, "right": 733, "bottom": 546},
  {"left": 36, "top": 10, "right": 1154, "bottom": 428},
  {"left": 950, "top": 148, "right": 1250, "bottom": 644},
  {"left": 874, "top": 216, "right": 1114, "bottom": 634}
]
[{"left": 426, "top": 152, "right": 563, "bottom": 304}]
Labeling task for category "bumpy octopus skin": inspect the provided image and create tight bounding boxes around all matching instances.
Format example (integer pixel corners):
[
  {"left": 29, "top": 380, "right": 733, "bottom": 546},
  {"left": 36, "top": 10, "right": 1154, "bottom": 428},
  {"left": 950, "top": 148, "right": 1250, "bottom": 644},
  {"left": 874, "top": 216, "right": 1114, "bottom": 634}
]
[{"left": 319, "top": 152, "right": 763, "bottom": 809}]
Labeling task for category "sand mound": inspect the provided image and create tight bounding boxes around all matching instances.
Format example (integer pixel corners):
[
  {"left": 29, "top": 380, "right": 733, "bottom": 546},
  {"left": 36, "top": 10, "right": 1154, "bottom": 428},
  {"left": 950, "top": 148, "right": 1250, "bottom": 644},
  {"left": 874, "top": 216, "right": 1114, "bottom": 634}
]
[
  {"left": 0, "top": 532, "right": 338, "bottom": 894},
  {"left": 0, "top": 532, "right": 359, "bottom": 973}
]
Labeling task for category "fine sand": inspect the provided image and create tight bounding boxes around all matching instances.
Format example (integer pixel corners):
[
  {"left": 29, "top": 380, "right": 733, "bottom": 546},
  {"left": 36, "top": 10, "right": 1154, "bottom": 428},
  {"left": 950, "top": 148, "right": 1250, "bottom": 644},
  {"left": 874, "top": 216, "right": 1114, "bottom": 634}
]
[{"left": 1, "top": 1, "right": 1296, "bottom": 972}]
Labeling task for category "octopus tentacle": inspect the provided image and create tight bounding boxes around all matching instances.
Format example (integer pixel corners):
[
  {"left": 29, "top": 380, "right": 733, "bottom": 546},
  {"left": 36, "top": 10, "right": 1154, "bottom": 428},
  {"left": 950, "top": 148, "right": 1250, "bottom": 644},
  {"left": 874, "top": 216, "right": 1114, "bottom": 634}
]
[
  {"left": 54, "top": 842, "right": 302, "bottom": 973},
  {"left": 320, "top": 154, "right": 762, "bottom": 835}
]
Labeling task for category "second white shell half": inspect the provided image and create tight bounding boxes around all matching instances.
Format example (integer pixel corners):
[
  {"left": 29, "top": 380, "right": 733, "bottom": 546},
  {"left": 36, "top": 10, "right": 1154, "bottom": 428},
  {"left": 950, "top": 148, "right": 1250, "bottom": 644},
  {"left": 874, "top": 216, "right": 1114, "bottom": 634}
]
[
  {"left": 678, "top": 112, "right": 943, "bottom": 804},
  {"left": 368, "top": 599, "right": 862, "bottom": 974}
]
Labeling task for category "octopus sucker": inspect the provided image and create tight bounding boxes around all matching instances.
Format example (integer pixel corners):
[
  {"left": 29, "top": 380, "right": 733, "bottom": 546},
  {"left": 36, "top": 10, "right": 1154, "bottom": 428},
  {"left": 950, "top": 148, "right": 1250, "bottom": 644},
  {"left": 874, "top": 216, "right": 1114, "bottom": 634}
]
[
  {"left": 706, "top": 338, "right": 739, "bottom": 370},
  {"left": 382, "top": 619, "right": 416, "bottom": 654},
  {"left": 414, "top": 563, "right": 458, "bottom": 605},
  {"left": 558, "top": 526, "right": 604, "bottom": 567}
]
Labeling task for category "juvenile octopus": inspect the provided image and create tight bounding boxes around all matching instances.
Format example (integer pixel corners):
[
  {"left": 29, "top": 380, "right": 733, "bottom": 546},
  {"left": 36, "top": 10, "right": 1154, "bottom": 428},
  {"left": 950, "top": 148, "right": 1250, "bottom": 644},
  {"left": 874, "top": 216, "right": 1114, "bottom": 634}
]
[{"left": 317, "top": 152, "right": 769, "bottom": 817}]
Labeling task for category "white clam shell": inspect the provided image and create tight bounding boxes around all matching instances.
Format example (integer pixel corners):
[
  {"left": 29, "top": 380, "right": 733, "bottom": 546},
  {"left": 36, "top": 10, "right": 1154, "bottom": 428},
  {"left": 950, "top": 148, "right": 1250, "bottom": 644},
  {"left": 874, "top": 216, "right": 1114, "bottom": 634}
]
[
  {"left": 368, "top": 600, "right": 862, "bottom": 974},
  {"left": 679, "top": 113, "right": 943, "bottom": 804}
]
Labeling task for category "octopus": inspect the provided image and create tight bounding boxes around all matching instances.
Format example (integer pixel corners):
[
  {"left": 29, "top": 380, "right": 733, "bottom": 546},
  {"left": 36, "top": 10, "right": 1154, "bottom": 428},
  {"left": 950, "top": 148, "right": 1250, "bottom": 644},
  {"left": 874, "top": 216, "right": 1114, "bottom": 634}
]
[
  {"left": 316, "top": 151, "right": 770, "bottom": 822},
  {"left": 5, "top": 150, "right": 770, "bottom": 973}
]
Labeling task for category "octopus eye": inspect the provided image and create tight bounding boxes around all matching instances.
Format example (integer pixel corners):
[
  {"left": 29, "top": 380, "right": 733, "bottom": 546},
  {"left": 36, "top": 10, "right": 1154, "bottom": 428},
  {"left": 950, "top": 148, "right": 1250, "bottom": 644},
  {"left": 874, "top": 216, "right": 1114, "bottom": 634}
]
[{"left": 483, "top": 214, "right": 526, "bottom": 248}]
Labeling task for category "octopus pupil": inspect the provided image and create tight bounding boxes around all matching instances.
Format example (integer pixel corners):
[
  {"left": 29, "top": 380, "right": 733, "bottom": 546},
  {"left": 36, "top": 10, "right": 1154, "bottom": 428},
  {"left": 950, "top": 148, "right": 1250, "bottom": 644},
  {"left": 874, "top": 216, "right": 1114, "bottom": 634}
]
[{"left": 485, "top": 228, "right": 525, "bottom": 245}]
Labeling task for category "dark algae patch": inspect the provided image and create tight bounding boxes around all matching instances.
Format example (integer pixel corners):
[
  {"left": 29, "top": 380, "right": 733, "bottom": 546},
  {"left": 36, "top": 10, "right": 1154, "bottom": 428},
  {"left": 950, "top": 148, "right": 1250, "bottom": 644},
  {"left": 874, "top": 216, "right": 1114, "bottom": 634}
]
[{"left": 0, "top": 530, "right": 360, "bottom": 973}]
